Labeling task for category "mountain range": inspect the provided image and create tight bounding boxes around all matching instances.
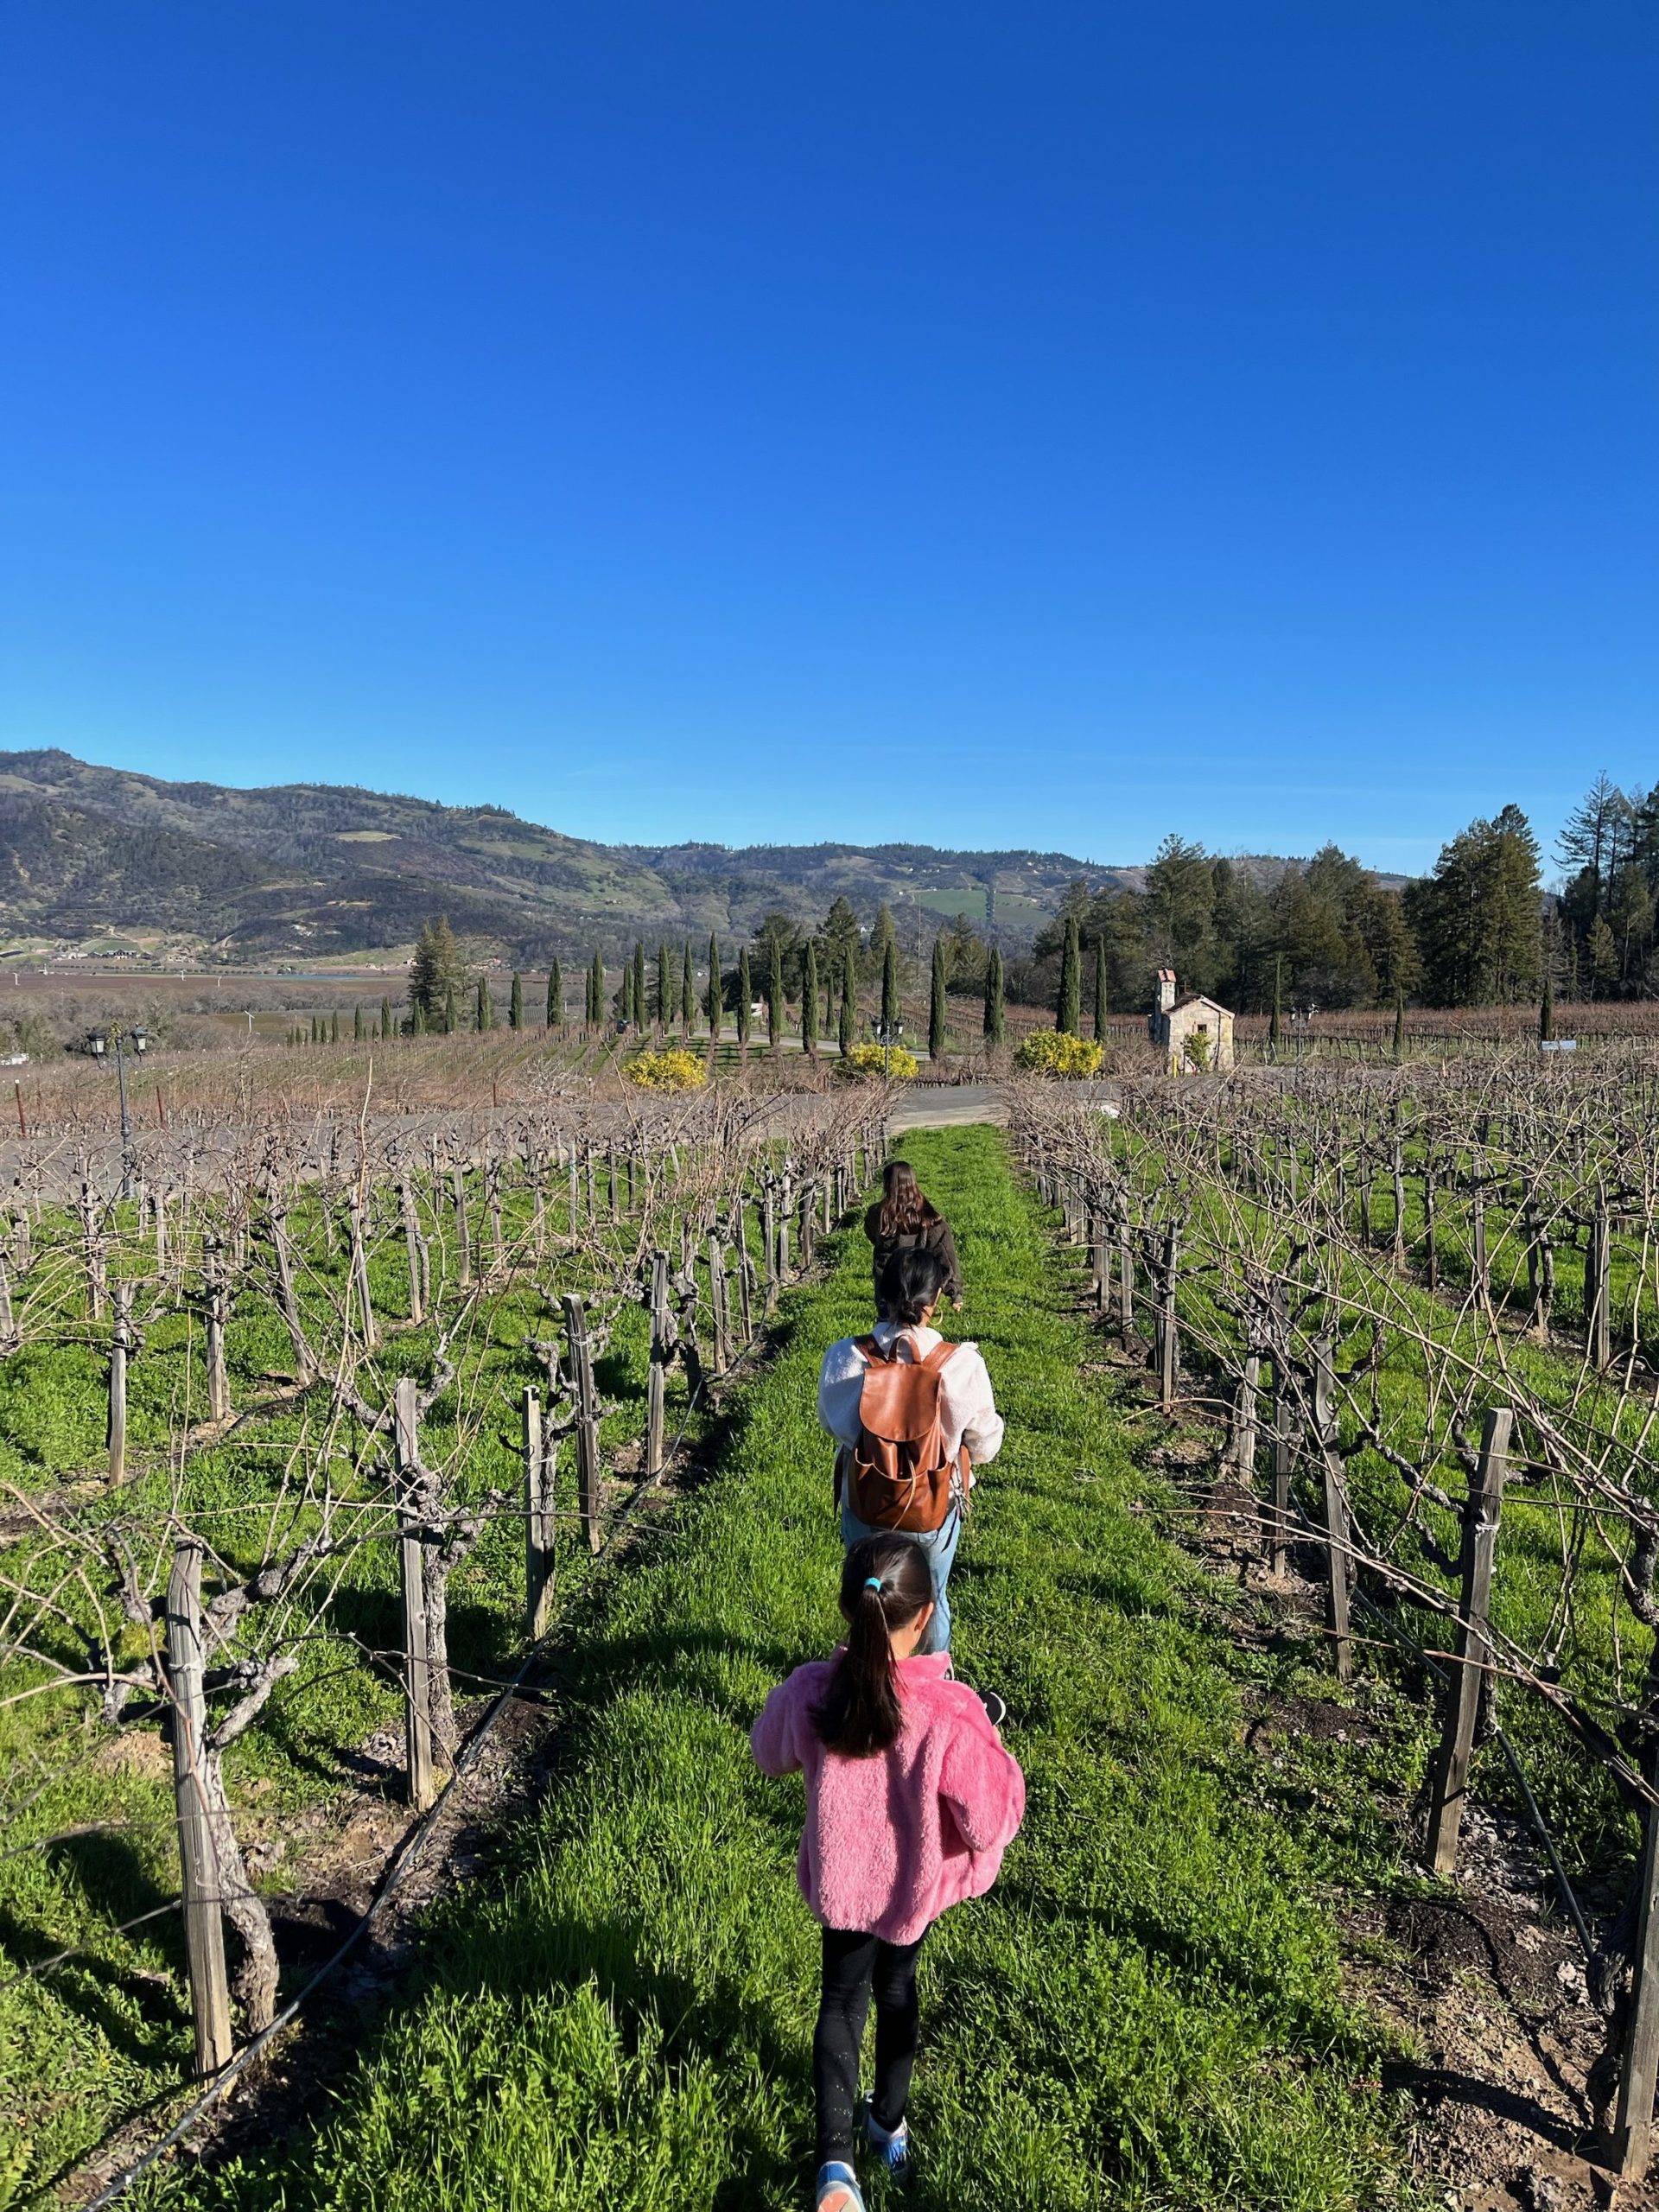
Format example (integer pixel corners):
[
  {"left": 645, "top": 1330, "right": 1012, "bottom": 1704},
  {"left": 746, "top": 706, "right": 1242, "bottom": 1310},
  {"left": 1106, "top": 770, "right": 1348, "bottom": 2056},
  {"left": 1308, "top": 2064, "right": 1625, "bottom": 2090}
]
[{"left": 0, "top": 749, "right": 1383, "bottom": 968}]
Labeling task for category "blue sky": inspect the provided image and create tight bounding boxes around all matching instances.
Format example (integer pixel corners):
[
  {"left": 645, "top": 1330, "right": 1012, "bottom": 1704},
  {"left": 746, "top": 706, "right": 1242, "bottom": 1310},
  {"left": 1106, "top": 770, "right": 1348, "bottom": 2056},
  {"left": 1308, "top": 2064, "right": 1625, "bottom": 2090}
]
[{"left": 1, "top": 3, "right": 1652, "bottom": 875}]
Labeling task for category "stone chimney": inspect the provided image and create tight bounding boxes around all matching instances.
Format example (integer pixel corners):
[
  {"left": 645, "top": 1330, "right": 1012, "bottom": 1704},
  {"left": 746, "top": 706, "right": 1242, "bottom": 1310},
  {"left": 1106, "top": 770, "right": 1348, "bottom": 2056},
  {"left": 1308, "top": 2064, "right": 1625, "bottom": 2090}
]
[{"left": 1157, "top": 969, "right": 1178, "bottom": 1014}]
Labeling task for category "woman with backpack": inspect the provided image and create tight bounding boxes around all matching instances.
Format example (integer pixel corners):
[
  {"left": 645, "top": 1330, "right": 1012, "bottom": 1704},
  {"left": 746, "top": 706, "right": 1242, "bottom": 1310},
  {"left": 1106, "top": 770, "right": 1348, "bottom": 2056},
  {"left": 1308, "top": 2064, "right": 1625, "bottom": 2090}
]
[
  {"left": 817, "top": 1245, "right": 1003, "bottom": 1657},
  {"left": 865, "top": 1160, "right": 963, "bottom": 1315},
  {"left": 751, "top": 1532, "right": 1026, "bottom": 2212}
]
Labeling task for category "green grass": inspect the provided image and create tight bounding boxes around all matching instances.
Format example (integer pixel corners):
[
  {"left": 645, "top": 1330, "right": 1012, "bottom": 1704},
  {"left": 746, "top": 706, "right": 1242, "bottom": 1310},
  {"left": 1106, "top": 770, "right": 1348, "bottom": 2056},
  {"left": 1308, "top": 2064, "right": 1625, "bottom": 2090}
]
[{"left": 142, "top": 1128, "right": 1412, "bottom": 2212}]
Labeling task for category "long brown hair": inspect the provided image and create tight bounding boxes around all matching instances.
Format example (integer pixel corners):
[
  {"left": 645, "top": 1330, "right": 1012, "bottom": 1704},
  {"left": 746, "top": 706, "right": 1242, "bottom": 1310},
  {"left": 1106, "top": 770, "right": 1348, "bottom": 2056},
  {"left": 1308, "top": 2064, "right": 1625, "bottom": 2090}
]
[
  {"left": 811, "top": 1535, "right": 935, "bottom": 1757},
  {"left": 876, "top": 1160, "right": 935, "bottom": 1240}
]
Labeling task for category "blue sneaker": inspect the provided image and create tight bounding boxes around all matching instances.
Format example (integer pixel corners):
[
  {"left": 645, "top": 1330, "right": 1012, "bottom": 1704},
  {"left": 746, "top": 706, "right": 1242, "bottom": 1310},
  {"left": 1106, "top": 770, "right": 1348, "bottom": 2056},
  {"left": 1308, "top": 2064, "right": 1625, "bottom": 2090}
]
[
  {"left": 815, "top": 2160, "right": 865, "bottom": 2212},
  {"left": 865, "top": 2111, "right": 910, "bottom": 2178}
]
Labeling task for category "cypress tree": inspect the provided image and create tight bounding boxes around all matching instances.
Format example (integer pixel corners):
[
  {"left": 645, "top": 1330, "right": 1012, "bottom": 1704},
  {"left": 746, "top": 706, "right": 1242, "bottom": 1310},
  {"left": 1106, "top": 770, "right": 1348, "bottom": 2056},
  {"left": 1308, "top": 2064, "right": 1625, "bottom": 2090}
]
[
  {"left": 620, "top": 962, "right": 634, "bottom": 1027},
  {"left": 985, "top": 945, "right": 1005, "bottom": 1046},
  {"left": 476, "top": 976, "right": 495, "bottom": 1031},
  {"left": 444, "top": 980, "right": 459, "bottom": 1034},
  {"left": 353, "top": 1004, "right": 364, "bottom": 1042},
  {"left": 802, "top": 940, "right": 819, "bottom": 1057},
  {"left": 880, "top": 938, "right": 899, "bottom": 1033},
  {"left": 632, "top": 942, "right": 646, "bottom": 1030},
  {"left": 1058, "top": 916, "right": 1081, "bottom": 1035},
  {"left": 589, "top": 950, "right": 605, "bottom": 1028},
  {"left": 929, "top": 936, "right": 947, "bottom": 1059},
  {"left": 1540, "top": 974, "right": 1555, "bottom": 1042},
  {"left": 1392, "top": 990, "right": 1407, "bottom": 1061},
  {"left": 547, "top": 959, "right": 563, "bottom": 1028},
  {"left": 380, "top": 995, "right": 392, "bottom": 1039},
  {"left": 707, "top": 934, "right": 722, "bottom": 1039},
  {"left": 767, "top": 944, "right": 784, "bottom": 1049},
  {"left": 681, "top": 942, "right": 695, "bottom": 1033},
  {"left": 330, "top": 1010, "right": 340, "bottom": 1044},
  {"left": 510, "top": 972, "right": 524, "bottom": 1030},
  {"left": 413, "top": 1000, "right": 428, "bottom": 1036},
  {"left": 1093, "top": 943, "right": 1109, "bottom": 1039},
  {"left": 1268, "top": 956, "right": 1283, "bottom": 1055},
  {"left": 656, "top": 943, "right": 671, "bottom": 1027},
  {"left": 737, "top": 948, "right": 753, "bottom": 1049},
  {"left": 839, "top": 949, "right": 856, "bottom": 1056}
]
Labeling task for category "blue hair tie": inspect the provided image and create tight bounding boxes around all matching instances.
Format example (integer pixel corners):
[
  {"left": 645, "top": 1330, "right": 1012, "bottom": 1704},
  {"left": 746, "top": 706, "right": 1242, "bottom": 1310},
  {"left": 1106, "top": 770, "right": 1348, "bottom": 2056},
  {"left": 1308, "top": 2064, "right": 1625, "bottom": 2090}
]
[{"left": 864, "top": 1575, "right": 883, "bottom": 1592}]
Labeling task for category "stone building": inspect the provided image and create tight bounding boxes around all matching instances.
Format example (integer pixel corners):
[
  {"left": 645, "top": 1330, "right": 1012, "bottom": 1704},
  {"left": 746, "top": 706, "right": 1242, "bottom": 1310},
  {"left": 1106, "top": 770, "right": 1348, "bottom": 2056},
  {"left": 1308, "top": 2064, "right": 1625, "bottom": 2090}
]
[{"left": 1148, "top": 969, "right": 1234, "bottom": 1074}]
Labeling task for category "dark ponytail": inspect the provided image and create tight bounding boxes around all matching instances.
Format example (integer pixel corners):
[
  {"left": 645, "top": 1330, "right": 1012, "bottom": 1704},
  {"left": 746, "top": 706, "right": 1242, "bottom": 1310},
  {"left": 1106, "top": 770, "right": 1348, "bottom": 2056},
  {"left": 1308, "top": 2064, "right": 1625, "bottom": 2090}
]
[{"left": 811, "top": 1534, "right": 936, "bottom": 1757}]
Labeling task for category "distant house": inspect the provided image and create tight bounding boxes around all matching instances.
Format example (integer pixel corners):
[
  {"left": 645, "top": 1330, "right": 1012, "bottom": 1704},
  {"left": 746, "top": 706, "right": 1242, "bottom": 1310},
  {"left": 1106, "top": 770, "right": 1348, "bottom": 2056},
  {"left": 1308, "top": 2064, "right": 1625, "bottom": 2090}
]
[{"left": 1149, "top": 970, "right": 1234, "bottom": 1074}]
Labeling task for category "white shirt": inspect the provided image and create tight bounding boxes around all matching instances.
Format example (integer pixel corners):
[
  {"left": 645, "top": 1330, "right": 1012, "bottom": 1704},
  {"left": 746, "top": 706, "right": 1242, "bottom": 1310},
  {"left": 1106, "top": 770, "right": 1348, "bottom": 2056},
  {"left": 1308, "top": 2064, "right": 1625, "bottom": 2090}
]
[{"left": 817, "top": 1320, "right": 1005, "bottom": 1471}]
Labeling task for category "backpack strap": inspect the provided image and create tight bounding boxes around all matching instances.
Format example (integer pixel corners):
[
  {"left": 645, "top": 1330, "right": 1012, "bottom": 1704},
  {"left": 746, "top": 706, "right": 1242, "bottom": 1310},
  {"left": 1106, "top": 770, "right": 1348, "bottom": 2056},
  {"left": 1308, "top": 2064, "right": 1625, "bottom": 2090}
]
[
  {"left": 853, "top": 1334, "right": 895, "bottom": 1364},
  {"left": 920, "top": 1340, "right": 963, "bottom": 1373}
]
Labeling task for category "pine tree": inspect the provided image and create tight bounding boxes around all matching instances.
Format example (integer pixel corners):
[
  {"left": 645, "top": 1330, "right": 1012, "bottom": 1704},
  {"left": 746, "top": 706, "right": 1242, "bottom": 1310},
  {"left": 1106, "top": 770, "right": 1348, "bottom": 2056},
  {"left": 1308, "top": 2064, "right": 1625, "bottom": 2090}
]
[
  {"left": 802, "top": 940, "right": 819, "bottom": 1057},
  {"left": 681, "top": 942, "right": 695, "bottom": 1034},
  {"left": 1540, "top": 973, "right": 1554, "bottom": 1041},
  {"left": 985, "top": 946, "right": 1005, "bottom": 1046},
  {"left": 632, "top": 943, "right": 646, "bottom": 1031},
  {"left": 509, "top": 973, "right": 523, "bottom": 1030},
  {"left": 408, "top": 915, "right": 462, "bottom": 1032},
  {"left": 1093, "top": 943, "right": 1109, "bottom": 1039},
  {"left": 380, "top": 995, "right": 392, "bottom": 1039},
  {"left": 737, "top": 949, "right": 753, "bottom": 1049},
  {"left": 880, "top": 938, "right": 899, "bottom": 1033},
  {"left": 656, "top": 943, "right": 671, "bottom": 1027},
  {"left": 929, "top": 935, "right": 947, "bottom": 1059},
  {"left": 707, "top": 935, "right": 722, "bottom": 1039},
  {"left": 839, "top": 950, "right": 856, "bottom": 1056},
  {"left": 1057, "top": 916, "right": 1081, "bottom": 1035},
  {"left": 547, "top": 959, "right": 563, "bottom": 1028},
  {"left": 767, "top": 943, "right": 785, "bottom": 1049}
]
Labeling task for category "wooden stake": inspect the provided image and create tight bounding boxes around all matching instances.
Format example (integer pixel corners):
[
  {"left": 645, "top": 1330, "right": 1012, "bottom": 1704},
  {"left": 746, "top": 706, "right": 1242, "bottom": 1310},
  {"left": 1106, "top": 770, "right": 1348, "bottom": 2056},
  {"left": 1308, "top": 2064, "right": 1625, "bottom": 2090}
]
[
  {"left": 523, "top": 1385, "right": 556, "bottom": 1640},
  {"left": 1425, "top": 1407, "right": 1512, "bottom": 1874},
  {"left": 167, "top": 1541, "right": 234, "bottom": 2076},
  {"left": 1313, "top": 1337, "right": 1352, "bottom": 1682},
  {"left": 396, "top": 1378, "right": 435, "bottom": 1811},
  {"left": 563, "top": 1294, "right": 601, "bottom": 1554}
]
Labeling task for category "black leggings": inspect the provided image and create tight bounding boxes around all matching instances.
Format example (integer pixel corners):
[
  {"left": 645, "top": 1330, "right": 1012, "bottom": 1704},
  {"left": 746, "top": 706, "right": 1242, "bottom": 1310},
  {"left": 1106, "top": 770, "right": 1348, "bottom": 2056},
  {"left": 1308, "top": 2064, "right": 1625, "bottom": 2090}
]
[{"left": 813, "top": 1924, "right": 926, "bottom": 2164}]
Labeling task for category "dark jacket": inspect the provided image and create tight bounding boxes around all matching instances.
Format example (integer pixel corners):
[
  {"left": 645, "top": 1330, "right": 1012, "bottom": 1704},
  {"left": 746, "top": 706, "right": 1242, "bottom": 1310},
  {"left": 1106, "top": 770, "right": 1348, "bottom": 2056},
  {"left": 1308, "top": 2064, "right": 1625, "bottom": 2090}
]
[{"left": 865, "top": 1202, "right": 963, "bottom": 1308}]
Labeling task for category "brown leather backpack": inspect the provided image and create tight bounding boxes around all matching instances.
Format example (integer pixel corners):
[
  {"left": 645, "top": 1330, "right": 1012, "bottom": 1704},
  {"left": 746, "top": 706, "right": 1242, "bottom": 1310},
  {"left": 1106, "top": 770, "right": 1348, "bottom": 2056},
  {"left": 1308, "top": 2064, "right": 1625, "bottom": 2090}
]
[{"left": 838, "top": 1335, "right": 967, "bottom": 1533}]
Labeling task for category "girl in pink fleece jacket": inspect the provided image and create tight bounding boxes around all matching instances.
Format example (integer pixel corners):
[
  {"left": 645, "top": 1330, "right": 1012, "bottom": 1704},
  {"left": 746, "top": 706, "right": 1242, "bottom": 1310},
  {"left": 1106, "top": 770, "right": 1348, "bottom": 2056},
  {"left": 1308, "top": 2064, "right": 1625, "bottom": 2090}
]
[{"left": 751, "top": 1532, "right": 1026, "bottom": 2212}]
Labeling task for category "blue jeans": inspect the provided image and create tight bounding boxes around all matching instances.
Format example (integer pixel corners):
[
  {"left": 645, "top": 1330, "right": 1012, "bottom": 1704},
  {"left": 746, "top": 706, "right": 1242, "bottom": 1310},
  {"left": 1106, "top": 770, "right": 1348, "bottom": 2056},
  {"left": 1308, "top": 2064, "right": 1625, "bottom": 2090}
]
[{"left": 839, "top": 1498, "right": 963, "bottom": 1656}]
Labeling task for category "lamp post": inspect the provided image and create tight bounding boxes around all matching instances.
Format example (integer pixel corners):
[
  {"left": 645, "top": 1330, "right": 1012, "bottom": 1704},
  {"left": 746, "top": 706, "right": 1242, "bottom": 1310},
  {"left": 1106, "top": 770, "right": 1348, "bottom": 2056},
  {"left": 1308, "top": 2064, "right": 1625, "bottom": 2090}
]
[
  {"left": 872, "top": 1018, "right": 904, "bottom": 1079},
  {"left": 86, "top": 1027, "right": 149, "bottom": 1199}
]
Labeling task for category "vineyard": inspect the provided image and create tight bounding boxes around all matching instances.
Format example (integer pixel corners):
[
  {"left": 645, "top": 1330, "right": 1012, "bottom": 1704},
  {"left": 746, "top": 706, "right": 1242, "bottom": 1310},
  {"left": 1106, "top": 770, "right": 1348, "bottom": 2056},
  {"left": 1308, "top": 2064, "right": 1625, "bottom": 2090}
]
[
  {"left": 12, "top": 1044, "right": 1659, "bottom": 2207},
  {"left": 0, "top": 1077, "right": 885, "bottom": 2202},
  {"left": 1011, "top": 1048, "right": 1659, "bottom": 2185}
]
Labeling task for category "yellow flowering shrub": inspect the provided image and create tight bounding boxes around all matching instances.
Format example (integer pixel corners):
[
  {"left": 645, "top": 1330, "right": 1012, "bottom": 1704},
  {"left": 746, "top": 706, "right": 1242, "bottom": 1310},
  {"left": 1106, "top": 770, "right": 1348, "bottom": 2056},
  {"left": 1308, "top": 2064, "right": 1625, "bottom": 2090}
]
[
  {"left": 625, "top": 1047, "right": 708, "bottom": 1091},
  {"left": 836, "top": 1041, "right": 919, "bottom": 1080},
  {"left": 1015, "top": 1030, "right": 1103, "bottom": 1078}
]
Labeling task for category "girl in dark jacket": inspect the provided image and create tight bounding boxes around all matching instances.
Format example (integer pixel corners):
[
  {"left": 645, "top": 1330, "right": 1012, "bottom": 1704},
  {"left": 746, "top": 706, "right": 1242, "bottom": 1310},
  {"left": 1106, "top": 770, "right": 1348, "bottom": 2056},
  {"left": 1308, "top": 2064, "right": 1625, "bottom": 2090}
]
[{"left": 864, "top": 1160, "right": 963, "bottom": 1315}]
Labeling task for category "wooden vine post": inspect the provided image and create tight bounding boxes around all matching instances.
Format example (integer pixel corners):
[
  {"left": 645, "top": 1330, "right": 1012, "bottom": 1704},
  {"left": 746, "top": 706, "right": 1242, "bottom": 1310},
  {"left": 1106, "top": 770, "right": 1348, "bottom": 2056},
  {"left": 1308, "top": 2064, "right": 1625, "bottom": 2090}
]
[
  {"left": 166, "top": 1540, "right": 234, "bottom": 2076},
  {"left": 203, "top": 1236, "right": 232, "bottom": 1426},
  {"left": 1116, "top": 1208, "right": 1134, "bottom": 1337},
  {"left": 523, "top": 1383, "right": 556, "bottom": 1641},
  {"left": 399, "top": 1177, "right": 425, "bottom": 1325},
  {"left": 1155, "top": 1228, "right": 1179, "bottom": 1414},
  {"left": 1424, "top": 1406, "right": 1512, "bottom": 1874},
  {"left": 1586, "top": 1210, "right": 1612, "bottom": 1370},
  {"left": 347, "top": 1190, "right": 378, "bottom": 1350},
  {"left": 108, "top": 1280, "right": 132, "bottom": 1483},
  {"left": 395, "top": 1376, "right": 435, "bottom": 1812},
  {"left": 709, "top": 1232, "right": 731, "bottom": 1374},
  {"left": 1312, "top": 1336, "right": 1353, "bottom": 1682},
  {"left": 730, "top": 1199, "right": 754, "bottom": 1344},
  {"left": 563, "top": 1293, "right": 601, "bottom": 1554},
  {"left": 645, "top": 1252, "right": 671, "bottom": 1476},
  {"left": 762, "top": 1179, "right": 779, "bottom": 1315}
]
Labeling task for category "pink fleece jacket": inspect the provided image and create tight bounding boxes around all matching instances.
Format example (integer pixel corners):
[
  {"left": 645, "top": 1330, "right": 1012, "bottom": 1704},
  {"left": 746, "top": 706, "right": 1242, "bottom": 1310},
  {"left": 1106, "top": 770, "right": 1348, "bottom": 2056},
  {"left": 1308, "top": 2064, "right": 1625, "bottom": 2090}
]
[{"left": 750, "top": 1649, "right": 1026, "bottom": 1945}]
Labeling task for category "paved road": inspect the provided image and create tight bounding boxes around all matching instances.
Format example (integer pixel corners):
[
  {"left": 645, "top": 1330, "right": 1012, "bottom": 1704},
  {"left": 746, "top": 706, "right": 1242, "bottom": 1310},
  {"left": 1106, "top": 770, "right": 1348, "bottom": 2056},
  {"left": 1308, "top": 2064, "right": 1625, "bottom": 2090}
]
[{"left": 888, "top": 1084, "right": 1007, "bottom": 1131}]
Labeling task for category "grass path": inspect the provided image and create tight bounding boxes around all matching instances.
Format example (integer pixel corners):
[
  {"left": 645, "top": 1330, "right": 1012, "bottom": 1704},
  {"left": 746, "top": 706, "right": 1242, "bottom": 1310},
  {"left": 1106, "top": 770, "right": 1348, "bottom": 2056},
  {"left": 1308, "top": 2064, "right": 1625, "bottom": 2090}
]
[{"left": 152, "top": 1128, "right": 1409, "bottom": 2212}]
